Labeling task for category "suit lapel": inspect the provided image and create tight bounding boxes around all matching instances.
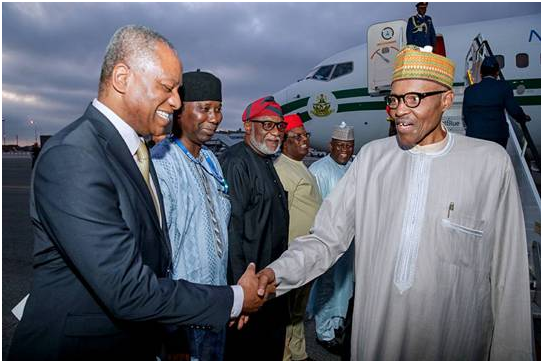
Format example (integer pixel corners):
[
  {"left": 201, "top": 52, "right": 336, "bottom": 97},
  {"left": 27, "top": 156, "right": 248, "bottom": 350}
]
[{"left": 84, "top": 105, "right": 165, "bottom": 236}]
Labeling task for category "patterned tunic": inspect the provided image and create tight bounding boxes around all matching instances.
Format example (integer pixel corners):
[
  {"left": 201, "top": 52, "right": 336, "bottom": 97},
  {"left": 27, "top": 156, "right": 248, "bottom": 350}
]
[{"left": 151, "top": 137, "right": 230, "bottom": 285}]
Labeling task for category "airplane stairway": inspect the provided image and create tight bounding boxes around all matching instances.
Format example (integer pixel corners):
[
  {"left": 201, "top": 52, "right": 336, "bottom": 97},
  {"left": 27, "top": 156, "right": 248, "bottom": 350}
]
[{"left": 464, "top": 35, "right": 541, "bottom": 318}]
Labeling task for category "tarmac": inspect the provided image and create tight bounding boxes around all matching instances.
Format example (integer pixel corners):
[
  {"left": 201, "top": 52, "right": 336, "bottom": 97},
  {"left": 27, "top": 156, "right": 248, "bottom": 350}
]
[{"left": 2, "top": 154, "right": 340, "bottom": 360}]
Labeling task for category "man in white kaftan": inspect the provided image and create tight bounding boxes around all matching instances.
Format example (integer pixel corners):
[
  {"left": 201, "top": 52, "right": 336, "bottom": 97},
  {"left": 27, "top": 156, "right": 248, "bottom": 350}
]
[
  {"left": 258, "top": 46, "right": 532, "bottom": 360},
  {"left": 306, "top": 122, "right": 355, "bottom": 350}
]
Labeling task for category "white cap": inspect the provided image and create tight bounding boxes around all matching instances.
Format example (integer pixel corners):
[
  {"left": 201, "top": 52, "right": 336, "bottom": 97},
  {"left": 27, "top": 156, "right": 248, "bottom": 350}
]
[{"left": 332, "top": 122, "right": 354, "bottom": 141}]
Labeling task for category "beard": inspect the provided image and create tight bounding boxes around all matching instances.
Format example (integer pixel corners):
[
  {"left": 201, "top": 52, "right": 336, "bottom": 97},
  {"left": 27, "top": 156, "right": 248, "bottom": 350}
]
[{"left": 250, "top": 131, "right": 281, "bottom": 155}]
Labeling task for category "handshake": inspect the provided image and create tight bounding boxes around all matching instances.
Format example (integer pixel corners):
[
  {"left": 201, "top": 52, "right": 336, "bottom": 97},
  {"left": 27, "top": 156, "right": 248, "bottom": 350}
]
[{"left": 231, "top": 263, "right": 276, "bottom": 329}]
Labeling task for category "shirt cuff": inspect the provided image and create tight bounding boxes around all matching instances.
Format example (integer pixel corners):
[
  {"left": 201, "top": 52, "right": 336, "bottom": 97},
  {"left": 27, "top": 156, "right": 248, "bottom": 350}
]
[{"left": 230, "top": 285, "right": 244, "bottom": 318}]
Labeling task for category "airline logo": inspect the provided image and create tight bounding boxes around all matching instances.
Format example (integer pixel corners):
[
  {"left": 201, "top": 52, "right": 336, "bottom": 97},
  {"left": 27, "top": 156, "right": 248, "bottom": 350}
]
[
  {"left": 308, "top": 92, "right": 337, "bottom": 118},
  {"left": 529, "top": 29, "right": 541, "bottom": 42}
]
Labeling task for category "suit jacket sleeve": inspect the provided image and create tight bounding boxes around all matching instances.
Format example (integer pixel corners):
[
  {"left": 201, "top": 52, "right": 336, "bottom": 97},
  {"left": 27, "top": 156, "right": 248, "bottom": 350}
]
[
  {"left": 428, "top": 16, "right": 437, "bottom": 47},
  {"left": 462, "top": 86, "right": 471, "bottom": 127},
  {"left": 406, "top": 17, "right": 414, "bottom": 44},
  {"left": 34, "top": 144, "right": 233, "bottom": 331},
  {"left": 503, "top": 83, "right": 527, "bottom": 122}
]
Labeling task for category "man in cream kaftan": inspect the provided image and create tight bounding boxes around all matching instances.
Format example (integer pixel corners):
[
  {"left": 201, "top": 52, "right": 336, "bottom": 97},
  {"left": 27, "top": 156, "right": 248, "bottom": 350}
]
[
  {"left": 260, "top": 46, "right": 532, "bottom": 360},
  {"left": 268, "top": 132, "right": 531, "bottom": 360},
  {"left": 275, "top": 114, "right": 322, "bottom": 361}
]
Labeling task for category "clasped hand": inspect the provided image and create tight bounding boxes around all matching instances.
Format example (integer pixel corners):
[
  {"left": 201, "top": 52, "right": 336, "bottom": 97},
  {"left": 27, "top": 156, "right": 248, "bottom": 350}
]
[{"left": 229, "top": 264, "right": 276, "bottom": 329}]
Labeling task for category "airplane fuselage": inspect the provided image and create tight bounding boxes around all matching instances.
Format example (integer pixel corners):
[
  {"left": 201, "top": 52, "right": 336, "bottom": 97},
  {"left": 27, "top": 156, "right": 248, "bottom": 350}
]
[{"left": 274, "top": 14, "right": 541, "bottom": 153}]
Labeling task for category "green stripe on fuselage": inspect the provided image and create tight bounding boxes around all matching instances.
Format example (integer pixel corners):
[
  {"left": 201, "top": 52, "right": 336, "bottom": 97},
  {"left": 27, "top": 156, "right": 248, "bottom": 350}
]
[
  {"left": 337, "top": 101, "right": 386, "bottom": 113},
  {"left": 333, "top": 88, "right": 370, "bottom": 98},
  {"left": 509, "top": 78, "right": 541, "bottom": 89},
  {"left": 281, "top": 98, "right": 309, "bottom": 114},
  {"left": 282, "top": 78, "right": 541, "bottom": 123},
  {"left": 517, "top": 95, "right": 541, "bottom": 106}
]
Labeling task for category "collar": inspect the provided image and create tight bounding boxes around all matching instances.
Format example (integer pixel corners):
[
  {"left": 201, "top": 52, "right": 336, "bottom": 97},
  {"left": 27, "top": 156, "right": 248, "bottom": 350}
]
[
  {"left": 408, "top": 123, "right": 453, "bottom": 156},
  {"left": 93, "top": 99, "right": 143, "bottom": 156},
  {"left": 327, "top": 155, "right": 350, "bottom": 168},
  {"left": 281, "top": 153, "right": 304, "bottom": 165},
  {"left": 243, "top": 141, "right": 274, "bottom": 159}
]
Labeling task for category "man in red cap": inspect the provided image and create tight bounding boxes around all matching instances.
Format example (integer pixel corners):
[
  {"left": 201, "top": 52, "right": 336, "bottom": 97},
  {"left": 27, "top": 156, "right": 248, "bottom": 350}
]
[
  {"left": 274, "top": 114, "right": 321, "bottom": 361},
  {"left": 220, "top": 96, "right": 290, "bottom": 360}
]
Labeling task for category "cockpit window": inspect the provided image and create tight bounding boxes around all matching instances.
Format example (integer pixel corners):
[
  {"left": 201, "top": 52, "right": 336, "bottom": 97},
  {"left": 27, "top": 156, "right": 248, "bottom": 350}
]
[
  {"left": 331, "top": 62, "right": 354, "bottom": 79},
  {"left": 312, "top": 65, "right": 334, "bottom": 81},
  {"left": 306, "top": 61, "right": 353, "bottom": 81}
]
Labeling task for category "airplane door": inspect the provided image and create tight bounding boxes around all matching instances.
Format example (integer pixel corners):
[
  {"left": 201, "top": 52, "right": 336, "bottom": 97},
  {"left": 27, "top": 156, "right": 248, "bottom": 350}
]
[{"left": 367, "top": 20, "right": 407, "bottom": 95}]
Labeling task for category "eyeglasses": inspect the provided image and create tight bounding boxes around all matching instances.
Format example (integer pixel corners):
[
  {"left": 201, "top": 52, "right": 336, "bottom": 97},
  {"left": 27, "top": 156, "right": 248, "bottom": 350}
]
[
  {"left": 385, "top": 90, "right": 448, "bottom": 109},
  {"left": 287, "top": 132, "right": 311, "bottom": 142},
  {"left": 250, "top": 120, "right": 287, "bottom": 131}
]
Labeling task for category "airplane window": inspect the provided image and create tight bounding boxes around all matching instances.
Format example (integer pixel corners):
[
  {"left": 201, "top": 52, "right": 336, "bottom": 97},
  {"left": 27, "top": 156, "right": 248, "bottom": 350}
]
[
  {"left": 495, "top": 55, "right": 505, "bottom": 69},
  {"left": 331, "top": 62, "right": 354, "bottom": 80},
  {"left": 312, "top": 65, "right": 334, "bottom": 81},
  {"left": 516, "top": 53, "right": 529, "bottom": 68}
]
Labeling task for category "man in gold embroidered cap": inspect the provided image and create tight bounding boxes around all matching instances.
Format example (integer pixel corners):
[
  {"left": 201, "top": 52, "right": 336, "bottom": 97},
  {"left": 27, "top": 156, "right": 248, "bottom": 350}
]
[{"left": 257, "top": 46, "right": 532, "bottom": 360}]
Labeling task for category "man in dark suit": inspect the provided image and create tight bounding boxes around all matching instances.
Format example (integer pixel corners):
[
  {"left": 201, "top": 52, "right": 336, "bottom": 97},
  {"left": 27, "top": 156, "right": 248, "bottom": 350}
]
[
  {"left": 8, "top": 25, "right": 264, "bottom": 361},
  {"left": 463, "top": 56, "right": 530, "bottom": 148}
]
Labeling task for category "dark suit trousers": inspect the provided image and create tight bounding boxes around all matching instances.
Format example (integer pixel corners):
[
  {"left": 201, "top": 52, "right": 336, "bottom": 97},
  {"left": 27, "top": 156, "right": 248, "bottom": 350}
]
[{"left": 224, "top": 297, "right": 288, "bottom": 361}]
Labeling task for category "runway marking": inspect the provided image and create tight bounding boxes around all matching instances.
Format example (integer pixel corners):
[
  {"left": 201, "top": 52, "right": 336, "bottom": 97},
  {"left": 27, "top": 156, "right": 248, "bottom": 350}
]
[{"left": 3, "top": 185, "right": 30, "bottom": 189}]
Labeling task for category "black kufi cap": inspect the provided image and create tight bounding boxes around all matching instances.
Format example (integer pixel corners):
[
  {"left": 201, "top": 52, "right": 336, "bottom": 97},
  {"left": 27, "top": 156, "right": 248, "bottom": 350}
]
[{"left": 180, "top": 70, "right": 222, "bottom": 102}]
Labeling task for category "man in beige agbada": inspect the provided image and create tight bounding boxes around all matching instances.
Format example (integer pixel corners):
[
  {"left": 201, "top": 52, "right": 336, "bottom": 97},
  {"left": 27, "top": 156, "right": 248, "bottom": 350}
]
[
  {"left": 274, "top": 113, "right": 322, "bottom": 361},
  {"left": 258, "top": 46, "right": 532, "bottom": 360}
]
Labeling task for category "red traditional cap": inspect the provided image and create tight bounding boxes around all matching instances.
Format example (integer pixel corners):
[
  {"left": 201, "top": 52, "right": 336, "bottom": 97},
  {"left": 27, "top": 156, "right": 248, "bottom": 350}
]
[
  {"left": 242, "top": 96, "right": 283, "bottom": 122},
  {"left": 284, "top": 113, "right": 304, "bottom": 132}
]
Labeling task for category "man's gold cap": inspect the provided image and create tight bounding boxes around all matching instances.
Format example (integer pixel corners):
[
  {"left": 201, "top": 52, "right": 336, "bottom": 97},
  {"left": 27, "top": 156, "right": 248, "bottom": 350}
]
[{"left": 392, "top": 45, "right": 455, "bottom": 89}]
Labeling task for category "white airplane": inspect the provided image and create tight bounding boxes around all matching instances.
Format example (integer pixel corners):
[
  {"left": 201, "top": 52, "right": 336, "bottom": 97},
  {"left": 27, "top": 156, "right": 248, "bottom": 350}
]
[{"left": 273, "top": 13, "right": 541, "bottom": 153}]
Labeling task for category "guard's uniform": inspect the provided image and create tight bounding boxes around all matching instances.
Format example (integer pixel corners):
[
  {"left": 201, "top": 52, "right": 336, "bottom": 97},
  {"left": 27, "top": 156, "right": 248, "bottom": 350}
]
[{"left": 406, "top": 14, "right": 436, "bottom": 47}]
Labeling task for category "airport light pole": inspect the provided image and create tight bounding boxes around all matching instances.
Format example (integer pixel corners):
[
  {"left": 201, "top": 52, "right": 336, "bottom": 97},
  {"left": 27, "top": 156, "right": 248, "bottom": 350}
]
[{"left": 29, "top": 119, "right": 37, "bottom": 144}]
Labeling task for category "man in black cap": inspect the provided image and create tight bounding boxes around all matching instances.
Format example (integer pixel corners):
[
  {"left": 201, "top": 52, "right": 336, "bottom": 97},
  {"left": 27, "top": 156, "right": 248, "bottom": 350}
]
[
  {"left": 463, "top": 56, "right": 531, "bottom": 148},
  {"left": 406, "top": 2, "right": 436, "bottom": 48},
  {"left": 151, "top": 70, "right": 232, "bottom": 360}
]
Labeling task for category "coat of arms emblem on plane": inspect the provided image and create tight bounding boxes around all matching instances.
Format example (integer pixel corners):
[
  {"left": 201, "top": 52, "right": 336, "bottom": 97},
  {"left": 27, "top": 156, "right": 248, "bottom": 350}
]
[{"left": 309, "top": 93, "right": 335, "bottom": 118}]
